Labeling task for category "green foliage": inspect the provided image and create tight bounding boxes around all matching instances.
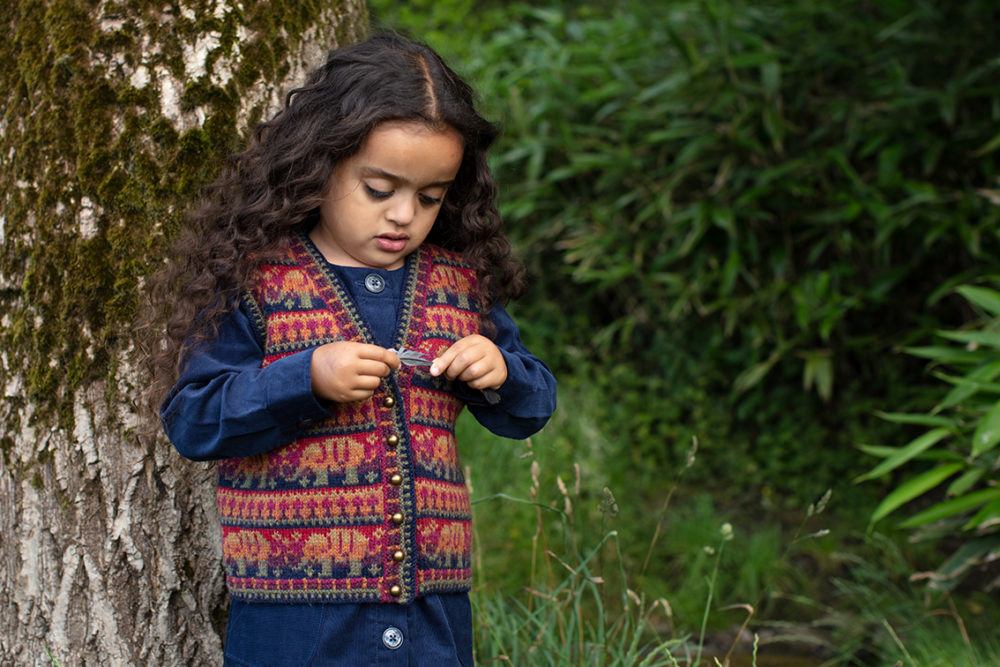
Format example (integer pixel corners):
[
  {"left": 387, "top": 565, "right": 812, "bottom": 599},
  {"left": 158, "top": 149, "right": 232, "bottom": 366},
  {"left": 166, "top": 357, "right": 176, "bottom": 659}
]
[
  {"left": 374, "top": 1, "right": 1000, "bottom": 656},
  {"left": 371, "top": 0, "right": 1000, "bottom": 499},
  {"left": 805, "top": 533, "right": 1000, "bottom": 666},
  {"left": 861, "top": 285, "right": 1000, "bottom": 591},
  {"left": 466, "top": 0, "right": 1000, "bottom": 372}
]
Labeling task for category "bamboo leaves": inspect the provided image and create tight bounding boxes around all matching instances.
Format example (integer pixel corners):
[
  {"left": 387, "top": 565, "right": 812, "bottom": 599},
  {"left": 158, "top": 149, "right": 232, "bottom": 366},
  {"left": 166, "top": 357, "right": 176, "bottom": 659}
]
[
  {"left": 869, "top": 463, "right": 964, "bottom": 525},
  {"left": 972, "top": 402, "right": 1000, "bottom": 456},
  {"left": 862, "top": 284, "right": 1000, "bottom": 589}
]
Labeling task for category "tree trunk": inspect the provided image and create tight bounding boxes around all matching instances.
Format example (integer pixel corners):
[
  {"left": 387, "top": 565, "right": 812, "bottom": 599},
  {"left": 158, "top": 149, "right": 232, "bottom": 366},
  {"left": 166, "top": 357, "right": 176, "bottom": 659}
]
[{"left": 0, "top": 1, "right": 367, "bottom": 664}]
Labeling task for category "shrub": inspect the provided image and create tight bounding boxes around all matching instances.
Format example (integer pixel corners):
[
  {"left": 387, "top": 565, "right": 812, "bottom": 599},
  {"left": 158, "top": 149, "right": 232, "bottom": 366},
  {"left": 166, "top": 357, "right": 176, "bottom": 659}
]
[
  {"left": 371, "top": 0, "right": 1000, "bottom": 498},
  {"left": 860, "top": 284, "right": 1000, "bottom": 591}
]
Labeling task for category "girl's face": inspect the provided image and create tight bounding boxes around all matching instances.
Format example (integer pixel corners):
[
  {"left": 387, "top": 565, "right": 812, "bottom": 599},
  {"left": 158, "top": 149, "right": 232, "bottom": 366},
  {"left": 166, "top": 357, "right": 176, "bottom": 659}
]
[{"left": 311, "top": 121, "right": 464, "bottom": 270}]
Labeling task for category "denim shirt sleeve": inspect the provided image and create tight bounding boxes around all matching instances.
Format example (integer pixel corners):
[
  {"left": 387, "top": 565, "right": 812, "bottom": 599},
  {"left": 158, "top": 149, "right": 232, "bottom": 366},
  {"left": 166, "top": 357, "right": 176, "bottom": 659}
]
[
  {"left": 456, "top": 304, "right": 557, "bottom": 440},
  {"left": 159, "top": 302, "right": 331, "bottom": 462}
]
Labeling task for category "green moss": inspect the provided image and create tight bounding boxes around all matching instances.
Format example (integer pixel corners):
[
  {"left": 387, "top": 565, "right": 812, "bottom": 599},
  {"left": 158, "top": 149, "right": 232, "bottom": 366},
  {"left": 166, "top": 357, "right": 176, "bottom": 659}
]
[
  {"left": 30, "top": 472, "right": 44, "bottom": 490},
  {"left": 56, "top": 395, "right": 75, "bottom": 433},
  {"left": 0, "top": 0, "right": 364, "bottom": 442},
  {"left": 43, "top": 0, "right": 95, "bottom": 56},
  {"left": 181, "top": 78, "right": 223, "bottom": 110},
  {"left": 0, "top": 437, "right": 14, "bottom": 467},
  {"left": 56, "top": 487, "right": 73, "bottom": 512}
]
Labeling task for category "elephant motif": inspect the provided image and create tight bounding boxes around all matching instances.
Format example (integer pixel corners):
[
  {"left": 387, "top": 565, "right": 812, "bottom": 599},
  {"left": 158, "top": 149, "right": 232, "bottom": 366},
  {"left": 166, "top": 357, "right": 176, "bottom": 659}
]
[
  {"left": 223, "top": 530, "right": 272, "bottom": 577},
  {"left": 221, "top": 452, "right": 271, "bottom": 489},
  {"left": 425, "top": 521, "right": 468, "bottom": 568},
  {"left": 301, "top": 528, "right": 369, "bottom": 578},
  {"left": 298, "top": 437, "right": 366, "bottom": 486}
]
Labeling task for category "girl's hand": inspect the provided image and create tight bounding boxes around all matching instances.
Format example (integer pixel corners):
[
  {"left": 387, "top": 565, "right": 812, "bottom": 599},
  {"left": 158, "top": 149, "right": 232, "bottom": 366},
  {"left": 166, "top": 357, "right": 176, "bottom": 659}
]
[
  {"left": 430, "top": 335, "right": 508, "bottom": 390},
  {"left": 310, "top": 342, "right": 401, "bottom": 403}
]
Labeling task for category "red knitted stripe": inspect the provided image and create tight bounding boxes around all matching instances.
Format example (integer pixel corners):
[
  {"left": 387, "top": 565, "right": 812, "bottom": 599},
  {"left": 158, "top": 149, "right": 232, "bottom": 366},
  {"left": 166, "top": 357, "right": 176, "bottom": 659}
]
[
  {"left": 217, "top": 485, "right": 386, "bottom": 526},
  {"left": 407, "top": 387, "right": 464, "bottom": 426},
  {"left": 423, "top": 306, "right": 482, "bottom": 341},
  {"left": 264, "top": 309, "right": 339, "bottom": 350},
  {"left": 218, "top": 431, "right": 382, "bottom": 489},
  {"left": 416, "top": 568, "right": 474, "bottom": 589},
  {"left": 413, "top": 478, "right": 472, "bottom": 518},
  {"left": 426, "top": 263, "right": 476, "bottom": 297},
  {"left": 410, "top": 428, "right": 463, "bottom": 479}
]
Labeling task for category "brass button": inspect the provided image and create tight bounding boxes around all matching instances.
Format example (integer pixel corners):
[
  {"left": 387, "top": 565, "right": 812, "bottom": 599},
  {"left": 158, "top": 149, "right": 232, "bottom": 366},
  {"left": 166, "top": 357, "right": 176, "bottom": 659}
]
[
  {"left": 390, "top": 585, "right": 402, "bottom": 597},
  {"left": 386, "top": 434, "right": 399, "bottom": 447},
  {"left": 391, "top": 512, "right": 404, "bottom": 525},
  {"left": 390, "top": 473, "right": 403, "bottom": 486},
  {"left": 392, "top": 550, "right": 405, "bottom": 562},
  {"left": 383, "top": 396, "right": 395, "bottom": 408}
]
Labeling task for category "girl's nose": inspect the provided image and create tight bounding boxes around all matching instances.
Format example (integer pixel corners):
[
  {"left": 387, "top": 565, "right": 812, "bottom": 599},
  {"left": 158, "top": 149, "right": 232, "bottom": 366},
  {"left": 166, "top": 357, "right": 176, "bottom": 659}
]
[{"left": 387, "top": 195, "right": 416, "bottom": 225}]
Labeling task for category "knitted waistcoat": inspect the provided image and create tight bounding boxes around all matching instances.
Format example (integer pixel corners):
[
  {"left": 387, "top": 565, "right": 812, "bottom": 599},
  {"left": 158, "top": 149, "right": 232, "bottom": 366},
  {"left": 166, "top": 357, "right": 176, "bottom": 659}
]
[{"left": 216, "top": 233, "right": 480, "bottom": 604}]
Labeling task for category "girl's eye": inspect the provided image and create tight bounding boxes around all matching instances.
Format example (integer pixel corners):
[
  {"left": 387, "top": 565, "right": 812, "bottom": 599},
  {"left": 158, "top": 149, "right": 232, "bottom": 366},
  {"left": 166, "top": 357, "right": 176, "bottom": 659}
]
[
  {"left": 364, "top": 184, "right": 392, "bottom": 200},
  {"left": 419, "top": 193, "right": 443, "bottom": 206}
]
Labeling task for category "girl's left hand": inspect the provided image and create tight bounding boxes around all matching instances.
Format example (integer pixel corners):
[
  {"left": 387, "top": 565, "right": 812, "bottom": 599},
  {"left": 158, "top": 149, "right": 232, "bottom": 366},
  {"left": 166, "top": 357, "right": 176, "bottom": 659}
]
[{"left": 430, "top": 334, "right": 508, "bottom": 390}]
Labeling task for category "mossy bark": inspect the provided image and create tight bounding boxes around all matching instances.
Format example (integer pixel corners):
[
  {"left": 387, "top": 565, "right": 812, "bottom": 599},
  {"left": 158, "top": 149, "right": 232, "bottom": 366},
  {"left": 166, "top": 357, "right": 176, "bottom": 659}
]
[{"left": 0, "top": 1, "right": 367, "bottom": 664}]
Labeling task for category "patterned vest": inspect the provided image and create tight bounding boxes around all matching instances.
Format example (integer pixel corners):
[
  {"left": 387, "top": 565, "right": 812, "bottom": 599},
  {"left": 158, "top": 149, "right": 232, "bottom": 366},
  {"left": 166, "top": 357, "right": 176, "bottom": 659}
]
[{"left": 216, "top": 233, "right": 481, "bottom": 604}]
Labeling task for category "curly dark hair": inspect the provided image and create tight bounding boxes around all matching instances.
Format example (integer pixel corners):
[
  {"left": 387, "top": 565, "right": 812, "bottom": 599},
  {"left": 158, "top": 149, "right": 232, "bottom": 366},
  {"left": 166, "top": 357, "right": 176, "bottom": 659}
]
[{"left": 144, "top": 32, "right": 523, "bottom": 420}]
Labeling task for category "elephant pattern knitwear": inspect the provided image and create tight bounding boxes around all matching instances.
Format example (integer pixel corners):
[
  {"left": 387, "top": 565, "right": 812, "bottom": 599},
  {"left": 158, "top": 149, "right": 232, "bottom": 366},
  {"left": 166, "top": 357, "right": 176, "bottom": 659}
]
[{"left": 217, "top": 232, "right": 480, "bottom": 604}]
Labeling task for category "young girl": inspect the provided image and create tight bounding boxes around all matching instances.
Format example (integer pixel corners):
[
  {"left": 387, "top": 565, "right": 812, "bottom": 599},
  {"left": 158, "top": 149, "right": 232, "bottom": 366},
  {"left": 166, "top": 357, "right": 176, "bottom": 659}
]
[{"left": 150, "top": 33, "right": 556, "bottom": 666}]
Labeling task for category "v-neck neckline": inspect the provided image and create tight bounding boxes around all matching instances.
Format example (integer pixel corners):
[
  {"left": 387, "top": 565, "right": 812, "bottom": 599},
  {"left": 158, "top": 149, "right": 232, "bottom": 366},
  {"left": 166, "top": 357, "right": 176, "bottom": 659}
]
[{"left": 292, "top": 231, "right": 424, "bottom": 350}]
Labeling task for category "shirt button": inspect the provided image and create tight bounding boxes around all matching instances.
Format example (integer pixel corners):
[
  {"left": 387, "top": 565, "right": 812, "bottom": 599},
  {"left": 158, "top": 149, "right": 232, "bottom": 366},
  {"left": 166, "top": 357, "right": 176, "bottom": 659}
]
[
  {"left": 386, "top": 434, "right": 399, "bottom": 447},
  {"left": 364, "top": 273, "right": 386, "bottom": 293},
  {"left": 390, "top": 473, "right": 403, "bottom": 486},
  {"left": 391, "top": 512, "right": 404, "bottom": 525},
  {"left": 392, "top": 549, "right": 405, "bottom": 562},
  {"left": 383, "top": 396, "right": 395, "bottom": 408},
  {"left": 382, "top": 625, "right": 403, "bottom": 649},
  {"left": 389, "top": 584, "right": 403, "bottom": 598}
]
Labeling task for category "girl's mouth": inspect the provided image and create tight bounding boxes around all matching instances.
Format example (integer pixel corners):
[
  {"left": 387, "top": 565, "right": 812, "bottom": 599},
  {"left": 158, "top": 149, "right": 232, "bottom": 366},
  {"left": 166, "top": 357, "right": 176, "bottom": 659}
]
[{"left": 375, "top": 234, "right": 408, "bottom": 252}]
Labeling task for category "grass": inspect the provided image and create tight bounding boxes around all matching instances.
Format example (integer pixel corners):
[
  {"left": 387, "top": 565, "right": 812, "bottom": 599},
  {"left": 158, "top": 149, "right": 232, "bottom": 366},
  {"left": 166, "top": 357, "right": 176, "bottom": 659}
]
[
  {"left": 459, "top": 382, "right": 1000, "bottom": 665},
  {"left": 467, "top": 456, "right": 699, "bottom": 665},
  {"left": 459, "top": 382, "right": 816, "bottom": 663}
]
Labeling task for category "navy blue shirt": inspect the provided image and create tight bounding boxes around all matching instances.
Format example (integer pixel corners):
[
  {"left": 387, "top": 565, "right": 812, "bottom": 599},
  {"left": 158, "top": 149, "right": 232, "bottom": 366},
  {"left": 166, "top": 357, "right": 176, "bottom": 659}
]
[{"left": 162, "top": 260, "right": 556, "bottom": 666}]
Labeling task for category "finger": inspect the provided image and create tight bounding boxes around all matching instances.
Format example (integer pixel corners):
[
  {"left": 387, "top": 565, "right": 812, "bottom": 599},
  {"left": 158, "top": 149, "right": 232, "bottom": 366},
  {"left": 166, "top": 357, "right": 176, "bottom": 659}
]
[
  {"left": 353, "top": 343, "right": 389, "bottom": 360},
  {"left": 431, "top": 343, "right": 469, "bottom": 380},
  {"left": 446, "top": 347, "right": 492, "bottom": 382},
  {"left": 353, "top": 345, "right": 400, "bottom": 371},
  {"left": 461, "top": 363, "right": 494, "bottom": 387},
  {"left": 465, "top": 367, "right": 506, "bottom": 390},
  {"left": 456, "top": 356, "right": 491, "bottom": 384},
  {"left": 458, "top": 351, "right": 507, "bottom": 387},
  {"left": 430, "top": 337, "right": 478, "bottom": 377},
  {"left": 353, "top": 359, "right": 394, "bottom": 379},
  {"left": 429, "top": 346, "right": 459, "bottom": 378},
  {"left": 339, "top": 387, "right": 377, "bottom": 403}
]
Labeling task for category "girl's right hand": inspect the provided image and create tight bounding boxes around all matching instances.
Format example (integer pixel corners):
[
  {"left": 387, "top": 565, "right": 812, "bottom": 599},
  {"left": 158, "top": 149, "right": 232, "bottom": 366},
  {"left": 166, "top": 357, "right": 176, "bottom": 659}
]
[{"left": 310, "top": 342, "right": 401, "bottom": 403}]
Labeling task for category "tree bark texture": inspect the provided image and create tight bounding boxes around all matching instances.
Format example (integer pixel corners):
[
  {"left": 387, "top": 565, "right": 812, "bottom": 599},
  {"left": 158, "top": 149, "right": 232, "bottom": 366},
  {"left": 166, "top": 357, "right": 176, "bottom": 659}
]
[{"left": 0, "top": 1, "right": 367, "bottom": 664}]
